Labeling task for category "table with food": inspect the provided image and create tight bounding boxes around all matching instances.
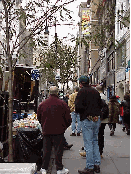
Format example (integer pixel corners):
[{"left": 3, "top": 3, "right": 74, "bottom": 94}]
[{"left": 12, "top": 112, "right": 43, "bottom": 170}]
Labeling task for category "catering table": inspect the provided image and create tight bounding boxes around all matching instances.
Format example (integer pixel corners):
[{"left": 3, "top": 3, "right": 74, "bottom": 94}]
[{"left": 13, "top": 127, "right": 43, "bottom": 171}]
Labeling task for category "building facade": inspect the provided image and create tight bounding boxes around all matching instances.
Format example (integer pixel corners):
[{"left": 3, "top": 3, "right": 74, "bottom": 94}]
[
  {"left": 78, "top": 0, "right": 130, "bottom": 101},
  {"left": 115, "top": 0, "right": 130, "bottom": 100}
]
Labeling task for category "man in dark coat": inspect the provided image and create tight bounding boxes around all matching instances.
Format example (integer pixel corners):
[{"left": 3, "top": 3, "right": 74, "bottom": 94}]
[
  {"left": 37, "top": 86, "right": 72, "bottom": 174},
  {"left": 75, "top": 76, "right": 102, "bottom": 174}
]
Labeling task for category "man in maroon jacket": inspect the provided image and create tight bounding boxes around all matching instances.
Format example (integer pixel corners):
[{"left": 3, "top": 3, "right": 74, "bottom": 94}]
[{"left": 37, "top": 86, "right": 72, "bottom": 174}]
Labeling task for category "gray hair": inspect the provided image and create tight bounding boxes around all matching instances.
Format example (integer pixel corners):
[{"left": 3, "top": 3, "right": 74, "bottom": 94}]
[{"left": 49, "top": 86, "right": 58, "bottom": 95}]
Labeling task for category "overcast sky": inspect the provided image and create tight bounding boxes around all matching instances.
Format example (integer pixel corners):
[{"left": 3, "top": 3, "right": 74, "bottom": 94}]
[{"left": 49, "top": 0, "right": 87, "bottom": 46}]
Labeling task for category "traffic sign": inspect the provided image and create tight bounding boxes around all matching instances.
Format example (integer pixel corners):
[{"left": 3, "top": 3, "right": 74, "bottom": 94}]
[{"left": 31, "top": 69, "right": 40, "bottom": 80}]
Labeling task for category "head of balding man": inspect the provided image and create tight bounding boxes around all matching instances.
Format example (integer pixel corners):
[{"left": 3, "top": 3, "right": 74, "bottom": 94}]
[{"left": 49, "top": 86, "right": 59, "bottom": 95}]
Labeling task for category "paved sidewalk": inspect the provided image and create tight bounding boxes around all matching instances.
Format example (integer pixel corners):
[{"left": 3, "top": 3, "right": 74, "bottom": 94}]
[{"left": 50, "top": 123, "right": 130, "bottom": 174}]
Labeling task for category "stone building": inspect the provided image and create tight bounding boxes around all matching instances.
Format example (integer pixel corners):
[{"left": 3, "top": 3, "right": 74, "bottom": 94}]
[
  {"left": 78, "top": 0, "right": 130, "bottom": 101},
  {"left": 115, "top": 0, "right": 130, "bottom": 100}
]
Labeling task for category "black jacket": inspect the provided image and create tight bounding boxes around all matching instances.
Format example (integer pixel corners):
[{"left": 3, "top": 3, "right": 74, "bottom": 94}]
[
  {"left": 75, "top": 84, "right": 102, "bottom": 121},
  {"left": 121, "top": 98, "right": 130, "bottom": 123}
]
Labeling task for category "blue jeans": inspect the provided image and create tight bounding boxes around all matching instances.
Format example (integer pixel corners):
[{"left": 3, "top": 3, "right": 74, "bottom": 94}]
[
  {"left": 81, "top": 118, "right": 101, "bottom": 169},
  {"left": 71, "top": 111, "right": 81, "bottom": 133}
]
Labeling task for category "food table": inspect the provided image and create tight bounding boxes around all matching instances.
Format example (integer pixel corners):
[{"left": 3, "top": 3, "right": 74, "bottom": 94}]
[{"left": 12, "top": 113, "right": 43, "bottom": 171}]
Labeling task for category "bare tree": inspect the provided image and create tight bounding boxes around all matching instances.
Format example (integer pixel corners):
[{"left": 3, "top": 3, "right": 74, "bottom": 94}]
[{"left": 1, "top": 0, "right": 75, "bottom": 162}]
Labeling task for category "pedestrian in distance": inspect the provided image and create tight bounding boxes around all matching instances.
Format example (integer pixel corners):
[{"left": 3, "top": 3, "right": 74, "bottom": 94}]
[
  {"left": 68, "top": 86, "right": 81, "bottom": 136},
  {"left": 75, "top": 75, "right": 102, "bottom": 174},
  {"left": 108, "top": 95, "right": 120, "bottom": 136},
  {"left": 96, "top": 85, "right": 109, "bottom": 158},
  {"left": 37, "top": 86, "right": 72, "bottom": 174},
  {"left": 62, "top": 91, "right": 73, "bottom": 150},
  {"left": 120, "top": 92, "right": 130, "bottom": 135},
  {"left": 116, "top": 96, "right": 126, "bottom": 131},
  {"left": 63, "top": 92, "right": 70, "bottom": 105}
]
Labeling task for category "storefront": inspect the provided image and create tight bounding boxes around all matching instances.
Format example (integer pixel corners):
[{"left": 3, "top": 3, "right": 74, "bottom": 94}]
[{"left": 115, "top": 67, "right": 126, "bottom": 101}]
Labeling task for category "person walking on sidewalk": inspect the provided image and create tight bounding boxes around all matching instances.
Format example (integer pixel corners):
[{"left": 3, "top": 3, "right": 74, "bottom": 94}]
[
  {"left": 108, "top": 95, "right": 120, "bottom": 136},
  {"left": 96, "top": 85, "right": 109, "bottom": 158},
  {"left": 68, "top": 86, "right": 81, "bottom": 136},
  {"left": 75, "top": 75, "right": 102, "bottom": 174},
  {"left": 62, "top": 92, "right": 73, "bottom": 150},
  {"left": 116, "top": 96, "right": 126, "bottom": 131},
  {"left": 120, "top": 92, "right": 130, "bottom": 135},
  {"left": 37, "top": 86, "right": 72, "bottom": 174}
]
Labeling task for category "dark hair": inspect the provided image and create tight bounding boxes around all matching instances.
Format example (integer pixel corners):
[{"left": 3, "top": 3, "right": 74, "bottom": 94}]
[
  {"left": 74, "top": 86, "right": 79, "bottom": 92},
  {"left": 109, "top": 95, "right": 117, "bottom": 100}
]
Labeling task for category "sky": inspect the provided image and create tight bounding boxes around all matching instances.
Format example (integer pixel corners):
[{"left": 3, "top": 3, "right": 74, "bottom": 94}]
[{"left": 49, "top": 0, "right": 87, "bottom": 46}]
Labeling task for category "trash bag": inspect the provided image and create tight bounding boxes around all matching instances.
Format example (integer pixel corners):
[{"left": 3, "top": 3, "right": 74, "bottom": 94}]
[{"left": 16, "top": 128, "right": 43, "bottom": 163}]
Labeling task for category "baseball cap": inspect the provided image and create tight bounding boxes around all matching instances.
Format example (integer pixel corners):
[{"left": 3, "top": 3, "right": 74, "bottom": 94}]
[{"left": 78, "top": 75, "right": 89, "bottom": 83}]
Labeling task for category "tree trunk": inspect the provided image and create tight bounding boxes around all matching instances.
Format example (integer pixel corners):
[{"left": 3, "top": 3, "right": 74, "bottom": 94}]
[
  {"left": 8, "top": 57, "right": 13, "bottom": 162},
  {"left": 5, "top": 4, "right": 13, "bottom": 161}
]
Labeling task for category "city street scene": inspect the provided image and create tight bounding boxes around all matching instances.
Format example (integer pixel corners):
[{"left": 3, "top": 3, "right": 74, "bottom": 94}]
[{"left": 0, "top": 0, "right": 130, "bottom": 173}]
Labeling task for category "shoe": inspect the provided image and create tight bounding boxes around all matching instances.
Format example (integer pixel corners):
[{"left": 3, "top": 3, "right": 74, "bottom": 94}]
[
  {"left": 57, "top": 168, "right": 69, "bottom": 174},
  {"left": 70, "top": 133, "right": 76, "bottom": 136},
  {"left": 77, "top": 133, "right": 80, "bottom": 136},
  {"left": 127, "top": 130, "right": 130, "bottom": 135},
  {"left": 110, "top": 130, "right": 114, "bottom": 136},
  {"left": 81, "top": 147, "right": 84, "bottom": 150},
  {"left": 94, "top": 165, "right": 100, "bottom": 173},
  {"left": 79, "top": 151, "right": 86, "bottom": 157},
  {"left": 63, "top": 144, "right": 73, "bottom": 150},
  {"left": 78, "top": 168, "right": 94, "bottom": 174},
  {"left": 40, "top": 168, "right": 47, "bottom": 174},
  {"left": 122, "top": 127, "right": 126, "bottom": 132}
]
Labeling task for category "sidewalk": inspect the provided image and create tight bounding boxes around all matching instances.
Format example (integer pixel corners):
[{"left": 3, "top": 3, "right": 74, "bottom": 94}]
[{"left": 50, "top": 123, "right": 130, "bottom": 174}]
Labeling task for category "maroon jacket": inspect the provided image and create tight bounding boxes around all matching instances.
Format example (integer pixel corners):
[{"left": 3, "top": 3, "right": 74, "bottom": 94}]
[{"left": 37, "top": 94, "right": 71, "bottom": 135}]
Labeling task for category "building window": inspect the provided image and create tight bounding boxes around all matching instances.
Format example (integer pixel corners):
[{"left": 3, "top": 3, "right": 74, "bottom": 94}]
[
  {"left": 120, "top": 3, "right": 123, "bottom": 29},
  {"left": 117, "top": 42, "right": 126, "bottom": 68},
  {"left": 107, "top": 52, "right": 115, "bottom": 72}
]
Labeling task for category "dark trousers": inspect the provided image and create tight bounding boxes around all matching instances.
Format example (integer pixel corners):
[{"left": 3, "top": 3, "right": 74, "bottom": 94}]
[
  {"left": 63, "top": 136, "right": 68, "bottom": 146},
  {"left": 42, "top": 134, "right": 64, "bottom": 171},
  {"left": 108, "top": 123, "right": 116, "bottom": 131},
  {"left": 98, "top": 123, "right": 106, "bottom": 155}
]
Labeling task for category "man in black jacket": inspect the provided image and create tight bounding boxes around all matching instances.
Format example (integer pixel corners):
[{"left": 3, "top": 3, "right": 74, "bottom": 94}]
[{"left": 75, "top": 76, "right": 102, "bottom": 174}]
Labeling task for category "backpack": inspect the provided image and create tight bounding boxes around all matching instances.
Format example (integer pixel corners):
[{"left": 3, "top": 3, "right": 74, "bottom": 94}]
[{"left": 101, "top": 99, "right": 109, "bottom": 120}]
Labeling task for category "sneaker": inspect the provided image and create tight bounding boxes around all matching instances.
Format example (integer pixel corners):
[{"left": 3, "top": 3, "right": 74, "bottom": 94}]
[
  {"left": 40, "top": 168, "right": 47, "bottom": 174},
  {"left": 77, "top": 133, "right": 81, "bottom": 136},
  {"left": 70, "top": 133, "right": 76, "bottom": 136},
  {"left": 57, "top": 168, "right": 69, "bottom": 174},
  {"left": 79, "top": 151, "right": 86, "bottom": 157}
]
